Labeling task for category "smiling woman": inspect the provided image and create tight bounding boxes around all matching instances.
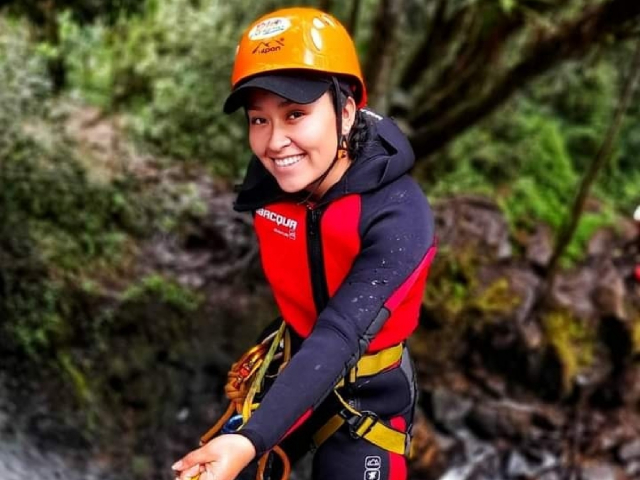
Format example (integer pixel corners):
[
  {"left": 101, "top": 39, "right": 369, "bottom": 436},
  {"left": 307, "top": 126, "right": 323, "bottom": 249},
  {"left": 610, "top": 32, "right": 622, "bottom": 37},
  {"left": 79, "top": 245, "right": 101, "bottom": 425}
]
[
  {"left": 246, "top": 88, "right": 354, "bottom": 196},
  {"left": 172, "top": 7, "right": 437, "bottom": 480}
]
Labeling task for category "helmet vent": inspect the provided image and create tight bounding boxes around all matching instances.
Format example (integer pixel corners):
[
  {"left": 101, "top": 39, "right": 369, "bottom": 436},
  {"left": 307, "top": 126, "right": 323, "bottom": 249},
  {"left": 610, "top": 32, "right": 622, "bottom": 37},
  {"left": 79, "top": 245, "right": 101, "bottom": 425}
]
[
  {"left": 321, "top": 14, "right": 336, "bottom": 27},
  {"left": 311, "top": 28, "right": 323, "bottom": 50}
]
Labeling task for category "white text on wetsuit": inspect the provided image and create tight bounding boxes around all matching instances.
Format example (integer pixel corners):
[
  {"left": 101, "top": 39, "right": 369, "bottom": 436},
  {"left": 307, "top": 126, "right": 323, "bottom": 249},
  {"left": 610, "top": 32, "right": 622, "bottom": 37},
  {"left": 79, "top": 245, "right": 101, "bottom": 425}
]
[{"left": 256, "top": 208, "right": 298, "bottom": 230}]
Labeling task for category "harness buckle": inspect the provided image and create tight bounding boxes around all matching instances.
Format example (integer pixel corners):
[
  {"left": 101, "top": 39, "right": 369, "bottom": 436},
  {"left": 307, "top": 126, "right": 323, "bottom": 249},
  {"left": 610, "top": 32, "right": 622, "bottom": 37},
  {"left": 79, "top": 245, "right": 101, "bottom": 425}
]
[{"left": 341, "top": 409, "right": 379, "bottom": 440}]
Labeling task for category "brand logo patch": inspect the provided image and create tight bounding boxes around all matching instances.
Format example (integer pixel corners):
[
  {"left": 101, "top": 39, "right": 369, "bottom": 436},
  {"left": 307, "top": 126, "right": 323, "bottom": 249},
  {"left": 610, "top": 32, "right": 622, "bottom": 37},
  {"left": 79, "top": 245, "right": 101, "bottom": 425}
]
[
  {"left": 256, "top": 208, "right": 297, "bottom": 240},
  {"left": 249, "top": 18, "right": 291, "bottom": 40},
  {"left": 364, "top": 470, "right": 380, "bottom": 480},
  {"left": 365, "top": 457, "right": 381, "bottom": 469},
  {"left": 364, "top": 456, "right": 381, "bottom": 480}
]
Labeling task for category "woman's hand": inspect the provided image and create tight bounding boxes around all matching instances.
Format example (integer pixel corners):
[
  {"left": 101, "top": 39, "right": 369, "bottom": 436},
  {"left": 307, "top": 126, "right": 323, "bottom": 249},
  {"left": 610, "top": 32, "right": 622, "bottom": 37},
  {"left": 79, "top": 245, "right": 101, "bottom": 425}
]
[{"left": 172, "top": 434, "right": 257, "bottom": 480}]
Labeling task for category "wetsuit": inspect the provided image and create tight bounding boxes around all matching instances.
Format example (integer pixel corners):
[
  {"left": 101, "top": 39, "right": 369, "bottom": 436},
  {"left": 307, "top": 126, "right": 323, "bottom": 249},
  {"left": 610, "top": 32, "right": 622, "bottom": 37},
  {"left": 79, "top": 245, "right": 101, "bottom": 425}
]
[{"left": 233, "top": 111, "right": 436, "bottom": 480}]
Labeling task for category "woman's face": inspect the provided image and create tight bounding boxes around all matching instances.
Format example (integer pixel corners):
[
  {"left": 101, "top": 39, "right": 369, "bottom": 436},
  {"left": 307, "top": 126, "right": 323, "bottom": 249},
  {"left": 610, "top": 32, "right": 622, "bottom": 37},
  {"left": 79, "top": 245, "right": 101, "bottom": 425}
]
[{"left": 246, "top": 89, "right": 355, "bottom": 198}]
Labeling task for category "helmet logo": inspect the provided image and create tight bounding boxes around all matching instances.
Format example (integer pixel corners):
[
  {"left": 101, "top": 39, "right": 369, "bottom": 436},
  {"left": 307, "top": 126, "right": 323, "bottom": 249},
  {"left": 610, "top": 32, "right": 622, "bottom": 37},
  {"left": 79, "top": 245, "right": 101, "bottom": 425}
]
[
  {"left": 252, "top": 38, "right": 285, "bottom": 55},
  {"left": 248, "top": 18, "right": 291, "bottom": 40}
]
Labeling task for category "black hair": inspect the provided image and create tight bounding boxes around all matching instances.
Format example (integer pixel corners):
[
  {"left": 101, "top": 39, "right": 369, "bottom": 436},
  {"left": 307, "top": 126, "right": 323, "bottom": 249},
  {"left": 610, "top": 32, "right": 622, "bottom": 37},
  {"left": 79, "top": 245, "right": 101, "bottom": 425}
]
[{"left": 331, "top": 80, "right": 372, "bottom": 161}]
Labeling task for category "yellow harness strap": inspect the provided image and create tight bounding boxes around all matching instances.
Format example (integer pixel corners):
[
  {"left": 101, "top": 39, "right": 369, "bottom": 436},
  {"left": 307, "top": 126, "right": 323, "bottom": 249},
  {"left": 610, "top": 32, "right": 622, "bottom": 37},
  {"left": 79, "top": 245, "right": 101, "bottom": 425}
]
[
  {"left": 336, "top": 343, "right": 404, "bottom": 387},
  {"left": 313, "top": 344, "right": 411, "bottom": 457}
]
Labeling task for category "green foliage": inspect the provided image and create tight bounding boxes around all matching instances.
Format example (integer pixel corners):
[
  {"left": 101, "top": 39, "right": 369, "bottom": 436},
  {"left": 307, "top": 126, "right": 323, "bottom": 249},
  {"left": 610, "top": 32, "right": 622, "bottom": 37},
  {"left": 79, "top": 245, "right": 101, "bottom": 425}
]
[
  {"left": 60, "top": 0, "right": 272, "bottom": 177},
  {"left": 0, "top": 17, "right": 52, "bottom": 152},
  {"left": 2, "top": 0, "right": 144, "bottom": 27},
  {"left": 500, "top": 111, "right": 578, "bottom": 231},
  {"left": 0, "top": 17, "right": 152, "bottom": 358},
  {"left": 58, "top": 12, "right": 116, "bottom": 106},
  {"left": 122, "top": 274, "right": 203, "bottom": 313},
  {"left": 3, "top": 137, "right": 143, "bottom": 270},
  {"left": 0, "top": 136, "right": 145, "bottom": 357}
]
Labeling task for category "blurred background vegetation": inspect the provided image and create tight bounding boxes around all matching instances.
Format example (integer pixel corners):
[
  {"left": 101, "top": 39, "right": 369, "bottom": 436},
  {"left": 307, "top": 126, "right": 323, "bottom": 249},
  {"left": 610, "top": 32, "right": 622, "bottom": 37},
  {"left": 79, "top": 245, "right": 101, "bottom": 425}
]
[{"left": 1, "top": 0, "right": 640, "bottom": 478}]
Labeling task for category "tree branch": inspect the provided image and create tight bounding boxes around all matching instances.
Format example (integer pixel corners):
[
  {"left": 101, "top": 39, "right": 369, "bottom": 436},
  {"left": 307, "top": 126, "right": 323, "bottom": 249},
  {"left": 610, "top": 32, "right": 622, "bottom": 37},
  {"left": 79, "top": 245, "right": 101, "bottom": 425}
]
[
  {"left": 408, "top": 0, "right": 640, "bottom": 159},
  {"left": 362, "top": 0, "right": 404, "bottom": 112},
  {"left": 398, "top": 0, "right": 448, "bottom": 92},
  {"left": 410, "top": 13, "right": 524, "bottom": 125}
]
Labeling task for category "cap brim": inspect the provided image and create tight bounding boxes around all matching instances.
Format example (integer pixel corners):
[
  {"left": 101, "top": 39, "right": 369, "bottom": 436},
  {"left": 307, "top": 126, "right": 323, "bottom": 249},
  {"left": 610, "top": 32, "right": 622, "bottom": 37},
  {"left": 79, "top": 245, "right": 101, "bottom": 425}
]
[{"left": 223, "top": 74, "right": 332, "bottom": 114}]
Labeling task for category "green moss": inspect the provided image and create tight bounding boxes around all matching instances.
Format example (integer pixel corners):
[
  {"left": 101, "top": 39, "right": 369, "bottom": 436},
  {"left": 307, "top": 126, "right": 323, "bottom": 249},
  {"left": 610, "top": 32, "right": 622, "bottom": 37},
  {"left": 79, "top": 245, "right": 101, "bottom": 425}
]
[
  {"left": 425, "top": 247, "right": 521, "bottom": 324},
  {"left": 57, "top": 351, "right": 94, "bottom": 405},
  {"left": 423, "top": 248, "right": 477, "bottom": 318},
  {"left": 122, "top": 273, "right": 203, "bottom": 312},
  {"left": 469, "top": 277, "right": 521, "bottom": 317},
  {"left": 542, "top": 310, "right": 596, "bottom": 394},
  {"left": 631, "top": 315, "right": 640, "bottom": 355}
]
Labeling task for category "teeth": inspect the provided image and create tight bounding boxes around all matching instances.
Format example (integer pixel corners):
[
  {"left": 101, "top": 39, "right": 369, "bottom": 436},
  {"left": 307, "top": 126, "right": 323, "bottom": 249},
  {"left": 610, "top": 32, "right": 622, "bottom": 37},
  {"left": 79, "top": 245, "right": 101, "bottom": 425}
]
[{"left": 273, "top": 154, "right": 304, "bottom": 167}]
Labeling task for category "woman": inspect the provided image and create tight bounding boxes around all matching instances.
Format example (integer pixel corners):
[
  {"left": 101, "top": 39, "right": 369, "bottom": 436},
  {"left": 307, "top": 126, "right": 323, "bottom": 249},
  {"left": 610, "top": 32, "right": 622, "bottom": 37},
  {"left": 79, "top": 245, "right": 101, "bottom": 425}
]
[{"left": 173, "top": 7, "right": 436, "bottom": 480}]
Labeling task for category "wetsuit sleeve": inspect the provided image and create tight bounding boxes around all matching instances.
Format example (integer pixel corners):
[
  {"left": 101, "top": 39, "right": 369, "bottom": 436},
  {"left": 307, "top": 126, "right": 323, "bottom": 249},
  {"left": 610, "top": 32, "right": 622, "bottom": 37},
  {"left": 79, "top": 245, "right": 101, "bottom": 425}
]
[{"left": 237, "top": 180, "right": 436, "bottom": 456}]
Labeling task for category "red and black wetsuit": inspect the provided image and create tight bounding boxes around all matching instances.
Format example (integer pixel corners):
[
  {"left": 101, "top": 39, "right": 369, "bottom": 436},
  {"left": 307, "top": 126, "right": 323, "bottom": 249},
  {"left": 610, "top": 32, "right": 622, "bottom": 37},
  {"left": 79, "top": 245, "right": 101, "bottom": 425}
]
[{"left": 233, "top": 111, "right": 436, "bottom": 480}]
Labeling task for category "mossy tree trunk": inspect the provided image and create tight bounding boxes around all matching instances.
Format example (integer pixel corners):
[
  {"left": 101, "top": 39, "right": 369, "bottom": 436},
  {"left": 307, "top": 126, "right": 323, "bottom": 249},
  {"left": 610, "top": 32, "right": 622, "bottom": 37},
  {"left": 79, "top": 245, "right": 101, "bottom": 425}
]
[{"left": 362, "top": 0, "right": 405, "bottom": 113}]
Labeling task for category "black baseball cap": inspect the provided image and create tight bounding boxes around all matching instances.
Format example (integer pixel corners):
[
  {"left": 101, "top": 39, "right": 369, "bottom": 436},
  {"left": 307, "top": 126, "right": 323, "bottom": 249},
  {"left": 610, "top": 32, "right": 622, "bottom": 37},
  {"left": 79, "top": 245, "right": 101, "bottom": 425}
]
[{"left": 223, "top": 72, "right": 333, "bottom": 114}]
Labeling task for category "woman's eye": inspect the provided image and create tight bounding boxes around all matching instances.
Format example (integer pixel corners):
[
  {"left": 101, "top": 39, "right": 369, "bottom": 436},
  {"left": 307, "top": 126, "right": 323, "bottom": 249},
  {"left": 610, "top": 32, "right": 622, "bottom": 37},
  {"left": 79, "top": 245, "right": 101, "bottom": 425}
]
[
  {"left": 250, "top": 117, "right": 266, "bottom": 125},
  {"left": 288, "top": 111, "right": 304, "bottom": 120}
]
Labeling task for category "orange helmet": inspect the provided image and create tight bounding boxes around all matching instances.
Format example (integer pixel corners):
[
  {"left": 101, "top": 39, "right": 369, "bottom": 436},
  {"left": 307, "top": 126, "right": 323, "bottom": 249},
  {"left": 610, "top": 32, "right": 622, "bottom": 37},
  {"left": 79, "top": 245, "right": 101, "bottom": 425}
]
[{"left": 224, "top": 7, "right": 367, "bottom": 112}]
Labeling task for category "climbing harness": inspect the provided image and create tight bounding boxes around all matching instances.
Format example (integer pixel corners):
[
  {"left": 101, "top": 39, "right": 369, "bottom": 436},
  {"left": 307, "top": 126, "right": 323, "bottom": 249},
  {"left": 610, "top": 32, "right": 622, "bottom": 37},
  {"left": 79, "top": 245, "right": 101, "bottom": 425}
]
[
  {"left": 312, "top": 343, "right": 413, "bottom": 457},
  {"left": 194, "top": 323, "right": 411, "bottom": 480}
]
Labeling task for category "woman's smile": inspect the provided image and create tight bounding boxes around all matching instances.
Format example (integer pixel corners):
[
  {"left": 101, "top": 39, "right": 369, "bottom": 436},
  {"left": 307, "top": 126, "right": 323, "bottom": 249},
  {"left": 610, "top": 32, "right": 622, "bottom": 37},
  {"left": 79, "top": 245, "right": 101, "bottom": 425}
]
[{"left": 272, "top": 154, "right": 305, "bottom": 168}]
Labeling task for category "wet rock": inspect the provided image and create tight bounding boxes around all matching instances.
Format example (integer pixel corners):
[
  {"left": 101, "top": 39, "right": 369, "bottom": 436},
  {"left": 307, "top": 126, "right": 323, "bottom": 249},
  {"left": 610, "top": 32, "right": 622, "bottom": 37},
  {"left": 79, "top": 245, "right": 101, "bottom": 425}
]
[
  {"left": 588, "top": 227, "right": 618, "bottom": 257},
  {"left": 466, "top": 400, "right": 532, "bottom": 441},
  {"left": 526, "top": 223, "right": 554, "bottom": 268},
  {"left": 448, "top": 432, "right": 501, "bottom": 480},
  {"left": 146, "top": 190, "right": 258, "bottom": 287},
  {"left": 538, "top": 472, "right": 563, "bottom": 480},
  {"left": 618, "top": 438, "right": 640, "bottom": 462},
  {"left": 551, "top": 269, "right": 598, "bottom": 319},
  {"left": 625, "top": 460, "right": 640, "bottom": 477},
  {"left": 580, "top": 463, "right": 627, "bottom": 480},
  {"left": 505, "top": 449, "right": 558, "bottom": 478},
  {"left": 619, "top": 365, "right": 640, "bottom": 406},
  {"left": 588, "top": 220, "right": 638, "bottom": 258},
  {"left": 429, "top": 388, "right": 474, "bottom": 432},
  {"left": 434, "top": 196, "right": 512, "bottom": 260},
  {"left": 593, "top": 261, "right": 627, "bottom": 320}
]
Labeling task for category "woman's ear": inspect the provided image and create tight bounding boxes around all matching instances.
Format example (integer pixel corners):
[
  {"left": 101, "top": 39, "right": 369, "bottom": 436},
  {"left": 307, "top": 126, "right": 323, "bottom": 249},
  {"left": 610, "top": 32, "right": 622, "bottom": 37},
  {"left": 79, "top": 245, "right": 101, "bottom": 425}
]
[{"left": 341, "top": 96, "right": 357, "bottom": 136}]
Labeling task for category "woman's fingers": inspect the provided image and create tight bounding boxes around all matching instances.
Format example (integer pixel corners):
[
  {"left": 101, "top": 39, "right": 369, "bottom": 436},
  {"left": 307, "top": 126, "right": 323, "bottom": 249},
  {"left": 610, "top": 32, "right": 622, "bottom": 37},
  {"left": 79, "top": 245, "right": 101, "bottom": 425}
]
[
  {"left": 175, "top": 462, "right": 203, "bottom": 480},
  {"left": 173, "top": 445, "right": 212, "bottom": 473}
]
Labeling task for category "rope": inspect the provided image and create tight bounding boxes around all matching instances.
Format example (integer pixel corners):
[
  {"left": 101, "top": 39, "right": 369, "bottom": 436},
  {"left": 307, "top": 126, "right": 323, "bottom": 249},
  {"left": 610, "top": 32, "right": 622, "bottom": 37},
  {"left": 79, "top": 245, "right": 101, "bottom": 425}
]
[{"left": 197, "top": 323, "right": 291, "bottom": 480}]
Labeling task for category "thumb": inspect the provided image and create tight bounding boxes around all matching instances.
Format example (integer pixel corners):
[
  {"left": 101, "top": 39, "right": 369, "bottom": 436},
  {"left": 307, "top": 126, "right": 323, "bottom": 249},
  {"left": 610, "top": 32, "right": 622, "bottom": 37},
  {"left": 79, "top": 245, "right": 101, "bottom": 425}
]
[{"left": 172, "top": 447, "right": 210, "bottom": 471}]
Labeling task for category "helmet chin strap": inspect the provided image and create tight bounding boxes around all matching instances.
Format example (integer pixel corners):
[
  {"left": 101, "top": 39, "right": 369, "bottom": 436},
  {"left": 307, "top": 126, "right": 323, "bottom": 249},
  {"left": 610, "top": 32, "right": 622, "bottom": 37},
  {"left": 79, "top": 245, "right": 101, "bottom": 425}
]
[{"left": 298, "top": 76, "right": 347, "bottom": 205}]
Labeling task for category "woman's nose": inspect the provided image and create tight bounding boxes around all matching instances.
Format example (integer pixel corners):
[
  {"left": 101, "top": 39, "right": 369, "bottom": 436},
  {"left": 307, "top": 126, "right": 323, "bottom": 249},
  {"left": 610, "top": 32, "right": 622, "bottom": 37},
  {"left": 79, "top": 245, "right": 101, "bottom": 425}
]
[{"left": 267, "top": 125, "right": 292, "bottom": 152}]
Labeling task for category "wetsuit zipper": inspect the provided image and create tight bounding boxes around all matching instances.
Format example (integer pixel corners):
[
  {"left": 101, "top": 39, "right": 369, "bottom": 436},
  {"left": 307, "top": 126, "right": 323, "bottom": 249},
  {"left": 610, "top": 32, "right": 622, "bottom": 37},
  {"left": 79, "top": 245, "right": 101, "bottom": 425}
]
[{"left": 306, "top": 206, "right": 330, "bottom": 313}]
